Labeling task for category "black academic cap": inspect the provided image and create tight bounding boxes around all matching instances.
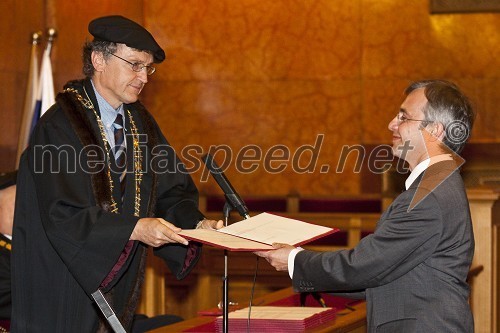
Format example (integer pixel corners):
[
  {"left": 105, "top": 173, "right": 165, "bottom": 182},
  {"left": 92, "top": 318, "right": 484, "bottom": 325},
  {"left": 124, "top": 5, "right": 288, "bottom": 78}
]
[{"left": 88, "top": 15, "right": 165, "bottom": 63}]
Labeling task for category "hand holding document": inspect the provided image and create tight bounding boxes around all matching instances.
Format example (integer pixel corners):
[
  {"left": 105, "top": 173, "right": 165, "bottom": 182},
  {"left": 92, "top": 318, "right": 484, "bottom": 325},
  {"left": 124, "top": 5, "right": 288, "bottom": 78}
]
[{"left": 179, "top": 212, "right": 338, "bottom": 251}]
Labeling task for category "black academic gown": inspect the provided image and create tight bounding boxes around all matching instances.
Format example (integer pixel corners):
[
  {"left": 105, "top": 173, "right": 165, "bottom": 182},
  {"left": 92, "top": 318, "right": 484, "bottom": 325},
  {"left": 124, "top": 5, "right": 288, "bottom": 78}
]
[
  {"left": 11, "top": 79, "right": 204, "bottom": 332},
  {"left": 0, "top": 234, "right": 11, "bottom": 320}
]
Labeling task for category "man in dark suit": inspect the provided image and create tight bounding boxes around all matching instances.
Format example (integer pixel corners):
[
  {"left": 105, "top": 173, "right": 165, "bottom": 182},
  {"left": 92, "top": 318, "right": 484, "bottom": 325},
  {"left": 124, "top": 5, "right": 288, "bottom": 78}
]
[{"left": 256, "top": 80, "right": 476, "bottom": 332}]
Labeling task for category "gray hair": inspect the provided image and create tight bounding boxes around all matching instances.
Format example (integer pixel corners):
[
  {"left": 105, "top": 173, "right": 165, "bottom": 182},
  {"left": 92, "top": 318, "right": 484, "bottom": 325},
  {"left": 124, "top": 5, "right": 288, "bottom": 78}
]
[
  {"left": 82, "top": 40, "right": 118, "bottom": 77},
  {"left": 405, "top": 80, "right": 475, "bottom": 154}
]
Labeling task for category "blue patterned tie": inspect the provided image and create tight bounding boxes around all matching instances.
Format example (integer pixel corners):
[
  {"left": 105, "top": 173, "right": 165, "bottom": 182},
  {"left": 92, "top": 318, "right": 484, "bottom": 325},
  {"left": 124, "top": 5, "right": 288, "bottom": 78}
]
[
  {"left": 113, "top": 114, "right": 126, "bottom": 198},
  {"left": 100, "top": 114, "right": 133, "bottom": 289}
]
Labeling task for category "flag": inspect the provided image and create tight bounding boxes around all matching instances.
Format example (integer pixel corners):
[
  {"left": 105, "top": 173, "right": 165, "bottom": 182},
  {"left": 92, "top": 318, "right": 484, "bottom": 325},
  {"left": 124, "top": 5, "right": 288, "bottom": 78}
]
[
  {"left": 16, "top": 35, "right": 40, "bottom": 166},
  {"left": 37, "top": 43, "right": 55, "bottom": 118},
  {"left": 16, "top": 31, "right": 56, "bottom": 167},
  {"left": 31, "top": 41, "right": 56, "bottom": 132}
]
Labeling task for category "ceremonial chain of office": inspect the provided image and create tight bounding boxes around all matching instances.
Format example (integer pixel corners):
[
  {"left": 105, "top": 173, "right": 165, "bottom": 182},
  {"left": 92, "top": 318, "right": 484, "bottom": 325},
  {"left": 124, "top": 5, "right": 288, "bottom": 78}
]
[{"left": 64, "top": 87, "right": 143, "bottom": 217}]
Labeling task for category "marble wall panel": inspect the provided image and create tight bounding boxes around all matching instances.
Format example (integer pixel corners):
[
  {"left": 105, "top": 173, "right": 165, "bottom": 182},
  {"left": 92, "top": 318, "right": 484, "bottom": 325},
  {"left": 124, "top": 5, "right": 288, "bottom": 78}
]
[
  {"left": 146, "top": 79, "right": 363, "bottom": 195},
  {"left": 362, "top": 0, "right": 499, "bottom": 79},
  {"left": 458, "top": 78, "right": 500, "bottom": 143},
  {"left": 0, "top": 73, "right": 25, "bottom": 170},
  {"left": 143, "top": 0, "right": 367, "bottom": 195},
  {"left": 145, "top": 0, "right": 362, "bottom": 81}
]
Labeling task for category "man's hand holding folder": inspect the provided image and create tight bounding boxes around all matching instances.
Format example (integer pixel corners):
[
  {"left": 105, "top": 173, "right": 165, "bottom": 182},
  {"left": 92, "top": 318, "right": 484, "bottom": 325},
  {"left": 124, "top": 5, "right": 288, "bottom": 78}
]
[{"left": 179, "top": 212, "right": 338, "bottom": 251}]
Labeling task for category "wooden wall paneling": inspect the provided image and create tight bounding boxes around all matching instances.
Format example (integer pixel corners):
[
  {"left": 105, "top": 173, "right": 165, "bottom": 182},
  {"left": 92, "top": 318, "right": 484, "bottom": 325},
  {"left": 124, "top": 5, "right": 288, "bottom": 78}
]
[{"left": 468, "top": 187, "right": 500, "bottom": 333}]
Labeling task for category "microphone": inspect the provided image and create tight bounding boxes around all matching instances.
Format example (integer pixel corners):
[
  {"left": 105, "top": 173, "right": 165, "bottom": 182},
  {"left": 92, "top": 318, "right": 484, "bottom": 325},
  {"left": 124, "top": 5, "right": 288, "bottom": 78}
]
[{"left": 202, "top": 153, "right": 250, "bottom": 218}]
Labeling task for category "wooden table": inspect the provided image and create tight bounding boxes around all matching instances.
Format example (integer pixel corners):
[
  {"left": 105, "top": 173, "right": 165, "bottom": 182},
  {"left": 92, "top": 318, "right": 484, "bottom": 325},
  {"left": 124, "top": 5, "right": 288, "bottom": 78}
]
[{"left": 149, "top": 287, "right": 367, "bottom": 333}]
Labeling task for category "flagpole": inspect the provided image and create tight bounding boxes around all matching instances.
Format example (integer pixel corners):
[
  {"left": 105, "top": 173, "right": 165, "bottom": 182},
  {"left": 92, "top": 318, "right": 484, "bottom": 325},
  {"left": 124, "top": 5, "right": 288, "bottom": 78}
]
[
  {"left": 16, "top": 32, "right": 42, "bottom": 167},
  {"left": 38, "top": 28, "right": 57, "bottom": 118},
  {"left": 46, "top": 28, "right": 57, "bottom": 55}
]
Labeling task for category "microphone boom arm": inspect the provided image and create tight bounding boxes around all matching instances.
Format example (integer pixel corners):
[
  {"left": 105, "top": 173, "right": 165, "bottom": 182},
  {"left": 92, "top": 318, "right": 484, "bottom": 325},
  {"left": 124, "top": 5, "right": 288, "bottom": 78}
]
[{"left": 202, "top": 153, "right": 250, "bottom": 219}]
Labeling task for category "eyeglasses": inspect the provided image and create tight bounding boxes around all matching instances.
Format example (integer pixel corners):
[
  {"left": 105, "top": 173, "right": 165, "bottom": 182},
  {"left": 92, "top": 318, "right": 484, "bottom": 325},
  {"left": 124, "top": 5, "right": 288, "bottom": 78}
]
[
  {"left": 108, "top": 53, "right": 156, "bottom": 75},
  {"left": 396, "top": 113, "right": 428, "bottom": 125}
]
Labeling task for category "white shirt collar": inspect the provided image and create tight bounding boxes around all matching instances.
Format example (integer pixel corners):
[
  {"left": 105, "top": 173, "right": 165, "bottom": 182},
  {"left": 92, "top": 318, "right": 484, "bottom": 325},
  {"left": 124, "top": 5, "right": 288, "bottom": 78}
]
[{"left": 405, "top": 154, "right": 453, "bottom": 190}]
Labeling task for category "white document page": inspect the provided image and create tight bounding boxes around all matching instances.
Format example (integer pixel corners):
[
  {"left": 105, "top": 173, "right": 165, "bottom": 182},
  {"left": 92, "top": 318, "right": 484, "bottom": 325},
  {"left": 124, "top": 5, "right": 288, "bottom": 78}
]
[
  {"left": 180, "top": 228, "right": 275, "bottom": 250},
  {"left": 179, "top": 212, "right": 335, "bottom": 251},
  {"left": 219, "top": 212, "right": 333, "bottom": 245}
]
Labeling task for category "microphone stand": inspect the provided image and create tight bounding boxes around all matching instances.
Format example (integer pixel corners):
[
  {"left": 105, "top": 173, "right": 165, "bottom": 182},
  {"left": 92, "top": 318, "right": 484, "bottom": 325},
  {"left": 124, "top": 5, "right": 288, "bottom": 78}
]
[
  {"left": 201, "top": 153, "right": 250, "bottom": 333},
  {"left": 222, "top": 202, "right": 231, "bottom": 333},
  {"left": 221, "top": 201, "right": 250, "bottom": 333}
]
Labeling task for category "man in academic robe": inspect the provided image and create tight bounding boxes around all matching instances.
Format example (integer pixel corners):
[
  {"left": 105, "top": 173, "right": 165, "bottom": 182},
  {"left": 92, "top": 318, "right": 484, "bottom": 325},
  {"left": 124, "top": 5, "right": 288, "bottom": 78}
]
[{"left": 11, "top": 16, "right": 222, "bottom": 332}]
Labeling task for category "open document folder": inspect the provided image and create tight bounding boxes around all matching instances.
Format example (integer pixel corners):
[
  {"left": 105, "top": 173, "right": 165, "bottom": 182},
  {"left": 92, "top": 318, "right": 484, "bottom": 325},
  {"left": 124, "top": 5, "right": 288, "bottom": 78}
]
[{"left": 179, "top": 212, "right": 338, "bottom": 251}]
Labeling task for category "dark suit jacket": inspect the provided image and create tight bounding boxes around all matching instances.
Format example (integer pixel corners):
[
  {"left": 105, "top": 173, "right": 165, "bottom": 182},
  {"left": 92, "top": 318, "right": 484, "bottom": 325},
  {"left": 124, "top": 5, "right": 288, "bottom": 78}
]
[{"left": 293, "top": 161, "right": 474, "bottom": 332}]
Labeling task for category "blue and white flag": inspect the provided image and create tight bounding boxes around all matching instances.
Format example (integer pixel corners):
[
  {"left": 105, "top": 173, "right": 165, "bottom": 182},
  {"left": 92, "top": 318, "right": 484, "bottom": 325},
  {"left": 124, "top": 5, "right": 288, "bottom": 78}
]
[
  {"left": 32, "top": 43, "right": 55, "bottom": 128},
  {"left": 38, "top": 45, "right": 55, "bottom": 117},
  {"left": 16, "top": 37, "right": 40, "bottom": 166},
  {"left": 16, "top": 32, "right": 56, "bottom": 167}
]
